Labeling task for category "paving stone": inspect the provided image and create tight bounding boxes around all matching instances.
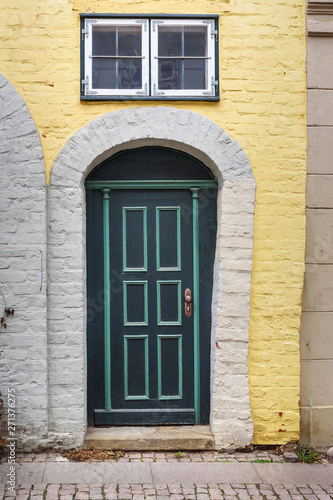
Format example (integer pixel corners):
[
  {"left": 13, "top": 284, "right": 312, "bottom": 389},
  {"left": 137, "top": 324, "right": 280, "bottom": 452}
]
[
  {"left": 271, "top": 454, "right": 283, "bottom": 462},
  {"left": 0, "top": 480, "right": 332, "bottom": 500},
  {"left": 283, "top": 452, "right": 298, "bottom": 463}
]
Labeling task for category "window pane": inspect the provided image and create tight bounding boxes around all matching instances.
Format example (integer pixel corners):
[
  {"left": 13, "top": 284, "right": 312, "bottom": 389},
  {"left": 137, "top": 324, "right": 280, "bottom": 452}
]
[
  {"left": 158, "top": 26, "right": 182, "bottom": 57},
  {"left": 184, "top": 59, "right": 206, "bottom": 89},
  {"left": 184, "top": 26, "right": 207, "bottom": 57},
  {"left": 92, "top": 59, "right": 116, "bottom": 88},
  {"left": 118, "top": 26, "right": 142, "bottom": 56},
  {"left": 158, "top": 59, "right": 182, "bottom": 89},
  {"left": 118, "top": 58, "right": 142, "bottom": 89},
  {"left": 92, "top": 26, "right": 116, "bottom": 56}
]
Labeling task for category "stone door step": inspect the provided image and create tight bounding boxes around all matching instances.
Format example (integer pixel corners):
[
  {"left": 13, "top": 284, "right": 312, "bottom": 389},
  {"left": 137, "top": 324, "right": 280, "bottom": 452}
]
[{"left": 84, "top": 425, "right": 214, "bottom": 451}]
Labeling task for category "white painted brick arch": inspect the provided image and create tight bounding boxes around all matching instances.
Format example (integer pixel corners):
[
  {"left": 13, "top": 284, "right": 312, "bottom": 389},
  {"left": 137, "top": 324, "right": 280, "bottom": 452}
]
[{"left": 48, "top": 107, "right": 256, "bottom": 450}]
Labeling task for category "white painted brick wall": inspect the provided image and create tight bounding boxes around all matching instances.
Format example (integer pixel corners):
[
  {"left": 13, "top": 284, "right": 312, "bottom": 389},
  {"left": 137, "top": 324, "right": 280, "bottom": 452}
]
[{"left": 0, "top": 74, "right": 47, "bottom": 448}]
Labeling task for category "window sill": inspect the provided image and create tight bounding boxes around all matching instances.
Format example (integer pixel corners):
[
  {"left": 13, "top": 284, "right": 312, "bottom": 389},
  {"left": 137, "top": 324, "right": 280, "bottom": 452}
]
[{"left": 80, "top": 95, "right": 220, "bottom": 102}]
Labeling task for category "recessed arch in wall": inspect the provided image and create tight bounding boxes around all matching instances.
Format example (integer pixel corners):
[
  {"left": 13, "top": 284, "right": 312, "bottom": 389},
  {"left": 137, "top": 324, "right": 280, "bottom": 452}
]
[{"left": 48, "top": 107, "right": 255, "bottom": 449}]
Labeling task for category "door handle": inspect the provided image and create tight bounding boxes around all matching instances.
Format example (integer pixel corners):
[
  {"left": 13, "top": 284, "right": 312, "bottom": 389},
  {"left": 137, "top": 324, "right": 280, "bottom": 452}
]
[{"left": 184, "top": 288, "right": 193, "bottom": 318}]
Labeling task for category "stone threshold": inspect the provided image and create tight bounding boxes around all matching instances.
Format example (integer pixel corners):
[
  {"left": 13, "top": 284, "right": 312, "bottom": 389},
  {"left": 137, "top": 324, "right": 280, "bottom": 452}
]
[{"left": 84, "top": 425, "right": 214, "bottom": 451}]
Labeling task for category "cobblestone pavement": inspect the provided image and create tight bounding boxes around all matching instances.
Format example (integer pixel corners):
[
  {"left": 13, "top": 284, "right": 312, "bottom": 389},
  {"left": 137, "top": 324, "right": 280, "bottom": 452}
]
[
  {"left": 1, "top": 483, "right": 333, "bottom": 500},
  {"left": 0, "top": 451, "right": 329, "bottom": 464}
]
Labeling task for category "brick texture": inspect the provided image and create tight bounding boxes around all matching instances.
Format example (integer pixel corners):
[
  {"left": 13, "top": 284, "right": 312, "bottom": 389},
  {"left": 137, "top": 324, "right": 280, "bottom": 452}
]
[
  {"left": 0, "top": 0, "right": 306, "bottom": 447},
  {"left": 0, "top": 74, "right": 47, "bottom": 446}
]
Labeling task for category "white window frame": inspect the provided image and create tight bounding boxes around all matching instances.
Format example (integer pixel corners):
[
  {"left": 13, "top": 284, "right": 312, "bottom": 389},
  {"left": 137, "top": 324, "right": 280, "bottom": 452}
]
[
  {"left": 81, "top": 16, "right": 218, "bottom": 100},
  {"left": 83, "top": 18, "right": 150, "bottom": 97},
  {"left": 150, "top": 19, "right": 216, "bottom": 98}
]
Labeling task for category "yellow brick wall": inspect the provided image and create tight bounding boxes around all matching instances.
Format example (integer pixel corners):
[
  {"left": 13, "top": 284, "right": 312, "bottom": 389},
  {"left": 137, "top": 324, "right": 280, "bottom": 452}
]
[{"left": 0, "top": 0, "right": 306, "bottom": 444}]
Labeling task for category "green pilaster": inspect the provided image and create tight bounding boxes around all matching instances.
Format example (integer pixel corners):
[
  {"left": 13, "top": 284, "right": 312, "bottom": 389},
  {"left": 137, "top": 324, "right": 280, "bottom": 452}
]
[
  {"left": 191, "top": 187, "right": 200, "bottom": 424},
  {"left": 102, "top": 188, "right": 111, "bottom": 411}
]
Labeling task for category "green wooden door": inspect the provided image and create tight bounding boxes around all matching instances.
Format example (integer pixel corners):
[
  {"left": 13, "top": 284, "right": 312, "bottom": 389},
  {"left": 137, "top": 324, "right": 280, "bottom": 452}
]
[{"left": 86, "top": 147, "right": 217, "bottom": 426}]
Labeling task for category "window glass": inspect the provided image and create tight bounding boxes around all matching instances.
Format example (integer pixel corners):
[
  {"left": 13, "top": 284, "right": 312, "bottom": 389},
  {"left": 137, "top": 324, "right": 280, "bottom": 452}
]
[
  {"left": 184, "top": 26, "right": 206, "bottom": 57},
  {"left": 118, "top": 59, "right": 142, "bottom": 89},
  {"left": 92, "top": 26, "right": 116, "bottom": 56},
  {"left": 157, "top": 23, "right": 208, "bottom": 91},
  {"left": 184, "top": 59, "right": 206, "bottom": 89},
  {"left": 92, "top": 59, "right": 116, "bottom": 89},
  {"left": 92, "top": 24, "right": 142, "bottom": 89},
  {"left": 118, "top": 26, "right": 142, "bottom": 57},
  {"left": 158, "top": 26, "right": 182, "bottom": 57}
]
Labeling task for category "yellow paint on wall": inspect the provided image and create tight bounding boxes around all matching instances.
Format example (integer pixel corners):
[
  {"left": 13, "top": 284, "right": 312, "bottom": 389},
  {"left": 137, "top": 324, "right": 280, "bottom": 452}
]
[{"left": 0, "top": 0, "right": 306, "bottom": 444}]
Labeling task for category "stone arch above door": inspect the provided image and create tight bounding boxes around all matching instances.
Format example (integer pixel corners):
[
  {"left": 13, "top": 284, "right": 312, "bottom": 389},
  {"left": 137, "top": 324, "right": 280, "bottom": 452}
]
[{"left": 48, "top": 107, "right": 256, "bottom": 449}]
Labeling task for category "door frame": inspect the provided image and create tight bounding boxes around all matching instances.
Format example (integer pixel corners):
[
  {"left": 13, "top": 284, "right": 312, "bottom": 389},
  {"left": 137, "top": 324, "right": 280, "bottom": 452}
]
[{"left": 85, "top": 179, "right": 217, "bottom": 425}]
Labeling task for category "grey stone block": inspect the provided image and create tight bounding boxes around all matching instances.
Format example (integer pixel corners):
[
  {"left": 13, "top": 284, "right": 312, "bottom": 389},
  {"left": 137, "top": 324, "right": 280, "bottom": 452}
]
[
  {"left": 283, "top": 452, "right": 298, "bottom": 463},
  {"left": 302, "top": 264, "right": 333, "bottom": 311},
  {"left": 308, "top": 90, "right": 333, "bottom": 126}
]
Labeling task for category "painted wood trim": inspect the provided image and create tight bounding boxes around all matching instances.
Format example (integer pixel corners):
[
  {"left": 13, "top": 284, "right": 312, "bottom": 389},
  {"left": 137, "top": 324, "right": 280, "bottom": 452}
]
[
  {"left": 191, "top": 188, "right": 200, "bottom": 425},
  {"left": 122, "top": 207, "right": 148, "bottom": 272},
  {"left": 85, "top": 180, "right": 217, "bottom": 190},
  {"left": 101, "top": 188, "right": 112, "bottom": 411},
  {"left": 157, "top": 334, "right": 183, "bottom": 400},
  {"left": 124, "top": 335, "right": 149, "bottom": 400},
  {"left": 123, "top": 281, "right": 149, "bottom": 326},
  {"left": 156, "top": 207, "right": 181, "bottom": 271},
  {"left": 157, "top": 280, "right": 182, "bottom": 326}
]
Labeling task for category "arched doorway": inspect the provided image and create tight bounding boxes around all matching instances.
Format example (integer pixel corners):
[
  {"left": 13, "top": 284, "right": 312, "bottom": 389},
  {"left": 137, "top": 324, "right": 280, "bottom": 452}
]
[
  {"left": 86, "top": 147, "right": 217, "bottom": 426},
  {"left": 48, "top": 107, "right": 255, "bottom": 449}
]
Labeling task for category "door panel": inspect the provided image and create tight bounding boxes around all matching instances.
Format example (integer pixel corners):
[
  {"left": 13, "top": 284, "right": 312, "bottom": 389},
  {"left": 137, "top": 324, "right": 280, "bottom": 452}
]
[{"left": 111, "top": 190, "right": 193, "bottom": 421}]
